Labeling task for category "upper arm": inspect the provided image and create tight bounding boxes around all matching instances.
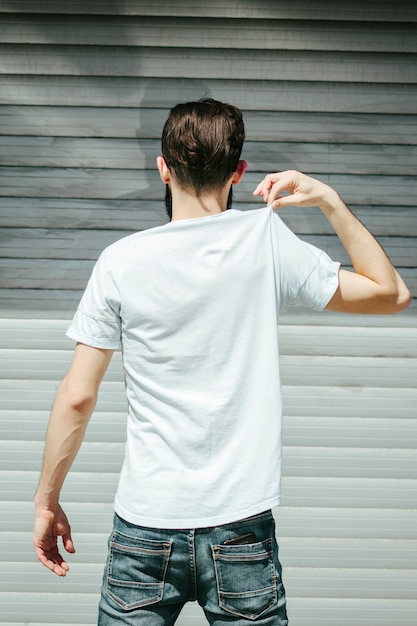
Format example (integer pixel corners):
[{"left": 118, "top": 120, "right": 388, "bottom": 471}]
[
  {"left": 64, "top": 342, "right": 114, "bottom": 403},
  {"left": 325, "top": 268, "right": 410, "bottom": 314}
]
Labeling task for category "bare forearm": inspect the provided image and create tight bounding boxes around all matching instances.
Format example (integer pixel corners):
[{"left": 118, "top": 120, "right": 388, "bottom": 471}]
[
  {"left": 34, "top": 379, "right": 96, "bottom": 508},
  {"left": 253, "top": 170, "right": 411, "bottom": 313},
  {"left": 318, "top": 187, "right": 406, "bottom": 299}
]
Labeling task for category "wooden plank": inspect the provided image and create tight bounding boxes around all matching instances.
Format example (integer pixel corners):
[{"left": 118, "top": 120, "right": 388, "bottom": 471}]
[
  {"left": 1, "top": 169, "right": 417, "bottom": 206},
  {"left": 278, "top": 206, "right": 417, "bottom": 237},
  {"left": 2, "top": 45, "right": 417, "bottom": 84},
  {"left": 1, "top": 228, "right": 414, "bottom": 267},
  {"left": 2, "top": 136, "right": 417, "bottom": 175},
  {"left": 2, "top": 76, "right": 417, "bottom": 114},
  {"left": 2, "top": 107, "right": 416, "bottom": 145},
  {"left": 0, "top": 289, "right": 415, "bottom": 315},
  {"left": 1, "top": 198, "right": 416, "bottom": 238},
  {"left": 0, "top": 197, "right": 166, "bottom": 230},
  {"left": 1, "top": 15, "right": 417, "bottom": 53},
  {"left": 1, "top": 0, "right": 417, "bottom": 22},
  {"left": 0, "top": 228, "right": 130, "bottom": 258},
  {"left": 0, "top": 258, "right": 95, "bottom": 289},
  {"left": 0, "top": 288, "right": 84, "bottom": 311}
]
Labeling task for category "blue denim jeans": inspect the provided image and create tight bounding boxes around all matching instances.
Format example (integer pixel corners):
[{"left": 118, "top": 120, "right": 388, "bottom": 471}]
[{"left": 98, "top": 510, "right": 288, "bottom": 625}]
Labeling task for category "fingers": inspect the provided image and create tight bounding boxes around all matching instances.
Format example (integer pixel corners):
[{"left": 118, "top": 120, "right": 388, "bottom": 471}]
[
  {"left": 33, "top": 506, "right": 75, "bottom": 576},
  {"left": 253, "top": 170, "right": 297, "bottom": 207},
  {"left": 253, "top": 170, "right": 329, "bottom": 209},
  {"left": 35, "top": 545, "right": 70, "bottom": 577}
]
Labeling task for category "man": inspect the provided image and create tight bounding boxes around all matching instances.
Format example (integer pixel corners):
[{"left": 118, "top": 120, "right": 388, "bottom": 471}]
[{"left": 33, "top": 99, "right": 410, "bottom": 625}]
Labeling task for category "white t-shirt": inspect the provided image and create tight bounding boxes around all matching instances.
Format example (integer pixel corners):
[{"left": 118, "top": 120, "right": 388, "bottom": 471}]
[{"left": 67, "top": 207, "right": 340, "bottom": 528}]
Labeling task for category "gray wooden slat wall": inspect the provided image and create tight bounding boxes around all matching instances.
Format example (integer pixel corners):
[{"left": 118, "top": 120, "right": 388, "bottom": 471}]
[{"left": 0, "top": 2, "right": 416, "bottom": 626}]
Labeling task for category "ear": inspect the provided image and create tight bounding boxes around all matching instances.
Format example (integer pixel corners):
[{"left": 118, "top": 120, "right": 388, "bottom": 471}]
[
  {"left": 231, "top": 160, "right": 248, "bottom": 185},
  {"left": 157, "top": 156, "right": 171, "bottom": 184}
]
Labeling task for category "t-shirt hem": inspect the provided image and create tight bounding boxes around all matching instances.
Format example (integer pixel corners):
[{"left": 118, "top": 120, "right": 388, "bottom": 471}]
[
  {"left": 114, "top": 495, "right": 281, "bottom": 529},
  {"left": 312, "top": 260, "right": 341, "bottom": 311},
  {"left": 66, "top": 328, "right": 120, "bottom": 350}
]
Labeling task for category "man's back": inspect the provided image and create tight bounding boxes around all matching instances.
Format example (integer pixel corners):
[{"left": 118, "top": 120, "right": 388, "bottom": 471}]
[{"left": 67, "top": 206, "right": 339, "bottom": 528}]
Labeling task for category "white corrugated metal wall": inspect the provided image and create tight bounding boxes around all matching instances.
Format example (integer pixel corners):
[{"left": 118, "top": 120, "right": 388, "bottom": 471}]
[{"left": 0, "top": 1, "right": 416, "bottom": 625}]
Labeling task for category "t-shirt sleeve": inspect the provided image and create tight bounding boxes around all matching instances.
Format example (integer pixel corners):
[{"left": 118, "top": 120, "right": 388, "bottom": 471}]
[
  {"left": 66, "top": 250, "right": 122, "bottom": 349},
  {"left": 270, "top": 209, "right": 340, "bottom": 312}
]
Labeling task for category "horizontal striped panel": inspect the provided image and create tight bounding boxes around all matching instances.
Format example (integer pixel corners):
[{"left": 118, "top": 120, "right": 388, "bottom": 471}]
[
  {"left": 1, "top": 199, "right": 416, "bottom": 238},
  {"left": 0, "top": 379, "right": 127, "bottom": 411},
  {"left": 0, "top": 561, "right": 416, "bottom": 600},
  {"left": 1, "top": 380, "right": 416, "bottom": 416},
  {"left": 0, "top": 592, "right": 99, "bottom": 623},
  {"left": 287, "top": 598, "right": 417, "bottom": 626},
  {"left": 284, "top": 568, "right": 417, "bottom": 599},
  {"left": 1, "top": 349, "right": 415, "bottom": 387},
  {"left": 2, "top": 107, "right": 416, "bottom": 145},
  {"left": 279, "top": 325, "right": 417, "bottom": 357},
  {"left": 2, "top": 318, "right": 416, "bottom": 355},
  {"left": 282, "top": 386, "right": 417, "bottom": 418},
  {"left": 1, "top": 289, "right": 416, "bottom": 314},
  {"left": 4, "top": 502, "right": 416, "bottom": 540},
  {"left": 2, "top": 76, "right": 417, "bottom": 114},
  {"left": 3, "top": 441, "right": 417, "bottom": 479},
  {"left": 3, "top": 136, "right": 417, "bottom": 175},
  {"left": 1, "top": 169, "right": 417, "bottom": 206},
  {"left": 0, "top": 289, "right": 83, "bottom": 311},
  {"left": 279, "top": 206, "right": 417, "bottom": 237},
  {"left": 4, "top": 471, "right": 417, "bottom": 508},
  {"left": 1, "top": 17, "right": 416, "bottom": 53},
  {"left": 0, "top": 197, "right": 166, "bottom": 230},
  {"left": 3, "top": 45, "right": 417, "bottom": 84},
  {"left": 0, "top": 17, "right": 416, "bottom": 53},
  {"left": 1, "top": 229, "right": 414, "bottom": 272},
  {"left": 5, "top": 531, "right": 417, "bottom": 569},
  {"left": 0, "top": 596, "right": 416, "bottom": 626},
  {"left": 279, "top": 537, "right": 417, "bottom": 568},
  {"left": 3, "top": 410, "right": 416, "bottom": 450},
  {"left": 283, "top": 417, "right": 417, "bottom": 449},
  {"left": 1, "top": 0, "right": 417, "bottom": 21}
]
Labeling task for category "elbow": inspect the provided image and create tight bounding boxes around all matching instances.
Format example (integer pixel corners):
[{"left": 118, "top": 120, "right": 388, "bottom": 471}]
[
  {"left": 382, "top": 282, "right": 412, "bottom": 314},
  {"left": 395, "top": 284, "right": 412, "bottom": 312},
  {"left": 60, "top": 376, "right": 98, "bottom": 413}
]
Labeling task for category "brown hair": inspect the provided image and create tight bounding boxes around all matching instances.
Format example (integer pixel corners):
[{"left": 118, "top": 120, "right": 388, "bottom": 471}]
[{"left": 161, "top": 98, "right": 245, "bottom": 195}]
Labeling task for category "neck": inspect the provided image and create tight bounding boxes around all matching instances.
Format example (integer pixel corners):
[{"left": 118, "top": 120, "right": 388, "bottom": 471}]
[{"left": 169, "top": 184, "right": 232, "bottom": 221}]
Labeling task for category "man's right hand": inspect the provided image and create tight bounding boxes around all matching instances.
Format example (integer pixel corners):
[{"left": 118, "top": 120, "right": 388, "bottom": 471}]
[{"left": 33, "top": 503, "right": 75, "bottom": 576}]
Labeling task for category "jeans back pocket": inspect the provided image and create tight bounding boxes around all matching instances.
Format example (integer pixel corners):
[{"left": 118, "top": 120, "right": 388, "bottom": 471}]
[
  {"left": 212, "top": 538, "right": 278, "bottom": 620},
  {"left": 106, "top": 530, "right": 172, "bottom": 611}
]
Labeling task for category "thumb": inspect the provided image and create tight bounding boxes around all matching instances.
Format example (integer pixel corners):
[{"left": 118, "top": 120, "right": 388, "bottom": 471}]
[
  {"left": 62, "top": 531, "right": 75, "bottom": 554},
  {"left": 270, "top": 192, "right": 303, "bottom": 210}
]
